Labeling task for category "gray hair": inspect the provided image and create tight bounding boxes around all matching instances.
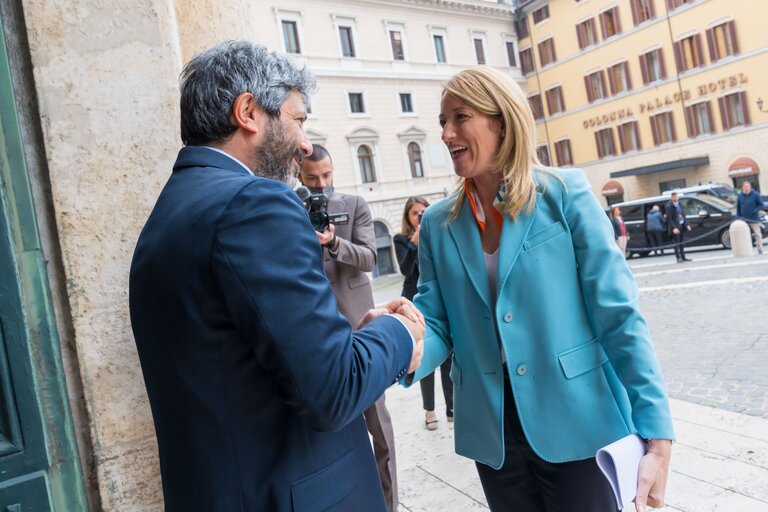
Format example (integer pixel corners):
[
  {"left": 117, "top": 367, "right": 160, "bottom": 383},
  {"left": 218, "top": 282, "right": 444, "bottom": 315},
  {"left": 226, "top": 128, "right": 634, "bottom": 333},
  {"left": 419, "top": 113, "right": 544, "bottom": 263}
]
[{"left": 180, "top": 40, "right": 316, "bottom": 146}]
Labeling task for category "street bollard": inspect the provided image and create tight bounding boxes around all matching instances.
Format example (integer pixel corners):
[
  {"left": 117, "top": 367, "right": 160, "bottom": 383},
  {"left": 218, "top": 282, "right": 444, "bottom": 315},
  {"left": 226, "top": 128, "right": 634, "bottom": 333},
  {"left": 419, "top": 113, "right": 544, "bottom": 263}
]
[{"left": 729, "top": 220, "right": 752, "bottom": 257}]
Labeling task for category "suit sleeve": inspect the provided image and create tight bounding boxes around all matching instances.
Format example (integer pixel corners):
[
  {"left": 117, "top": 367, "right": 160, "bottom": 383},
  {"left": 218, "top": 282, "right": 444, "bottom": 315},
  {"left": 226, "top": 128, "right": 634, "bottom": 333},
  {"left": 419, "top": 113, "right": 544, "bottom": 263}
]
[
  {"left": 212, "top": 180, "right": 412, "bottom": 431},
  {"left": 400, "top": 209, "right": 452, "bottom": 386},
  {"left": 563, "top": 169, "right": 675, "bottom": 441},
  {"left": 737, "top": 195, "right": 743, "bottom": 218},
  {"left": 333, "top": 196, "right": 376, "bottom": 271},
  {"left": 393, "top": 234, "right": 418, "bottom": 278}
]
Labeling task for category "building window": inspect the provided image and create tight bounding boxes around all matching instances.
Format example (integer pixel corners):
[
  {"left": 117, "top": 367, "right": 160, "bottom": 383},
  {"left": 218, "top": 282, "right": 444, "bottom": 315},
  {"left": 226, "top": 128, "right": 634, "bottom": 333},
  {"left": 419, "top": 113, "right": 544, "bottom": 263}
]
[
  {"left": 529, "top": 94, "right": 544, "bottom": 120},
  {"left": 538, "top": 38, "right": 556, "bottom": 67},
  {"left": 281, "top": 20, "right": 301, "bottom": 54},
  {"left": 554, "top": 139, "right": 573, "bottom": 166},
  {"left": 399, "top": 93, "right": 413, "bottom": 113},
  {"left": 408, "top": 142, "right": 424, "bottom": 178},
  {"left": 348, "top": 93, "right": 365, "bottom": 114},
  {"left": 650, "top": 112, "right": 676, "bottom": 145},
  {"left": 537, "top": 144, "right": 551, "bottom": 166},
  {"left": 707, "top": 21, "right": 739, "bottom": 62},
  {"left": 520, "top": 48, "right": 534, "bottom": 75},
  {"left": 474, "top": 38, "right": 486, "bottom": 64},
  {"left": 358, "top": 145, "right": 376, "bottom": 183},
  {"left": 630, "top": 0, "right": 655, "bottom": 25},
  {"left": 373, "top": 221, "right": 394, "bottom": 277},
  {"left": 576, "top": 18, "right": 598, "bottom": 49},
  {"left": 433, "top": 35, "right": 447, "bottom": 63},
  {"left": 600, "top": 7, "right": 622, "bottom": 39},
  {"left": 515, "top": 16, "right": 530, "bottom": 39},
  {"left": 719, "top": 92, "right": 751, "bottom": 130},
  {"left": 667, "top": 0, "right": 694, "bottom": 9},
  {"left": 506, "top": 41, "right": 517, "bottom": 67},
  {"left": 608, "top": 61, "right": 632, "bottom": 95},
  {"left": 618, "top": 121, "right": 641, "bottom": 153},
  {"left": 584, "top": 70, "right": 607, "bottom": 102},
  {"left": 685, "top": 101, "right": 714, "bottom": 137},
  {"left": 659, "top": 179, "right": 686, "bottom": 194},
  {"left": 532, "top": 5, "right": 550, "bottom": 24},
  {"left": 595, "top": 128, "right": 617, "bottom": 158},
  {"left": 639, "top": 48, "right": 666, "bottom": 84},
  {"left": 546, "top": 86, "right": 565, "bottom": 115},
  {"left": 674, "top": 34, "right": 704, "bottom": 72},
  {"left": 390, "top": 30, "right": 405, "bottom": 60},
  {"left": 339, "top": 26, "right": 356, "bottom": 57}
]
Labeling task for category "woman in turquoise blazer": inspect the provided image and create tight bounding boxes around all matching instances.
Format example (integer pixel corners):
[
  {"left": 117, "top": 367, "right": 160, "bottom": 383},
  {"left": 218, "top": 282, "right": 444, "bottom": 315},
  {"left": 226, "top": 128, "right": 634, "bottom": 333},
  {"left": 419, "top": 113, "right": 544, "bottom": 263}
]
[{"left": 405, "top": 67, "right": 674, "bottom": 511}]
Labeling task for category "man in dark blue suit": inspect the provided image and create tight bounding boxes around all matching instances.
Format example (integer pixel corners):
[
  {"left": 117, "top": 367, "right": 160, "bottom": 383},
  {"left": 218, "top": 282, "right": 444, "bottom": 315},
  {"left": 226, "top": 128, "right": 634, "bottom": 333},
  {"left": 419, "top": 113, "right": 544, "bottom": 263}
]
[{"left": 129, "top": 40, "right": 424, "bottom": 511}]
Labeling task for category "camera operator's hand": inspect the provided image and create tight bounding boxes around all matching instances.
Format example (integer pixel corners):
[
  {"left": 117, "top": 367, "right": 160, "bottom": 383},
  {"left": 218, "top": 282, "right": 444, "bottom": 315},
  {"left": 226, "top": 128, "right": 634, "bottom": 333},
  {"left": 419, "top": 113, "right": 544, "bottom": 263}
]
[
  {"left": 410, "top": 224, "right": 420, "bottom": 246},
  {"left": 315, "top": 224, "right": 338, "bottom": 251}
]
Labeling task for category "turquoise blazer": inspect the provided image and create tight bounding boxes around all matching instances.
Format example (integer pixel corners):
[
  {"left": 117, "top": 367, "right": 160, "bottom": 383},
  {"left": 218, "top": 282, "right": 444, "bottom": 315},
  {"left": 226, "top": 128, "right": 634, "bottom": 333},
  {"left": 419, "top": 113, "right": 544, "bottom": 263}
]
[{"left": 405, "top": 168, "right": 674, "bottom": 469}]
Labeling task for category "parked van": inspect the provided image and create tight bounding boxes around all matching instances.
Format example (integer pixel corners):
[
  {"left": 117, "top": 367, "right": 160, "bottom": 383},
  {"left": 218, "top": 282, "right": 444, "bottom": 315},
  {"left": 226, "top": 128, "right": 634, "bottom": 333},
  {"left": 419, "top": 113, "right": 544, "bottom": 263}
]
[
  {"left": 661, "top": 183, "right": 738, "bottom": 205},
  {"left": 608, "top": 193, "right": 766, "bottom": 257}
]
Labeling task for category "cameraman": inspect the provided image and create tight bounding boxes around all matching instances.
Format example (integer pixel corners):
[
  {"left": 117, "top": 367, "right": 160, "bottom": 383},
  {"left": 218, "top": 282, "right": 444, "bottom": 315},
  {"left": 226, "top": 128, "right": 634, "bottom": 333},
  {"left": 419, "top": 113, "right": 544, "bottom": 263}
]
[{"left": 299, "top": 144, "right": 399, "bottom": 512}]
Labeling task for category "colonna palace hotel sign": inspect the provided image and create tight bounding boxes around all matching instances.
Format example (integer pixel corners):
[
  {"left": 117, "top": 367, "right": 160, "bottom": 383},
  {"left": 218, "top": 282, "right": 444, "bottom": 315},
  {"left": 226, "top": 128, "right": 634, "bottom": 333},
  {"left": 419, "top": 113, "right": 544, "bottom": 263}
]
[{"left": 582, "top": 73, "right": 748, "bottom": 129}]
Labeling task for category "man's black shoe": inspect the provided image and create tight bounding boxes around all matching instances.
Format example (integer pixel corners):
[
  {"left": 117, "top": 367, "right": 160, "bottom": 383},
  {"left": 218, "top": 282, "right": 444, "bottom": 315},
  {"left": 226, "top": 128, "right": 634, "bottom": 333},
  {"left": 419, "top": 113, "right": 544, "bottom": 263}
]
[
  {"left": 677, "top": 258, "right": 684, "bottom": 263},
  {"left": 682, "top": 257, "right": 692, "bottom": 261}
]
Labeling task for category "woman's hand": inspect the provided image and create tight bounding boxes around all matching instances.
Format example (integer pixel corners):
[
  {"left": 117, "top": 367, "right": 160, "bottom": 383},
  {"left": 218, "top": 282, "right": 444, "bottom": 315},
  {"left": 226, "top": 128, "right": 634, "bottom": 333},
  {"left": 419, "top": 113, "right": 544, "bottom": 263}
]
[
  {"left": 410, "top": 225, "right": 420, "bottom": 246},
  {"left": 634, "top": 439, "right": 672, "bottom": 511}
]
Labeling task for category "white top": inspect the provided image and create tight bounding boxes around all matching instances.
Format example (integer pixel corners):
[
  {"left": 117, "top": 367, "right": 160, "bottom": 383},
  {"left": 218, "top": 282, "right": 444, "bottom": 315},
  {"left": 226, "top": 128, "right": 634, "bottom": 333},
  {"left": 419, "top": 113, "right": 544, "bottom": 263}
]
[
  {"left": 202, "top": 146, "right": 254, "bottom": 176},
  {"left": 483, "top": 247, "right": 504, "bottom": 363}
]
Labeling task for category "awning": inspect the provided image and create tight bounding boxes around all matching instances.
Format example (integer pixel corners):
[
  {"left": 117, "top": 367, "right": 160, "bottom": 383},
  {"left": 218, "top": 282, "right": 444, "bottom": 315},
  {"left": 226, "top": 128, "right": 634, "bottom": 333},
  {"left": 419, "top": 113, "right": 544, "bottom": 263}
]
[
  {"left": 610, "top": 156, "right": 710, "bottom": 178},
  {"left": 601, "top": 180, "right": 624, "bottom": 197},
  {"left": 728, "top": 157, "right": 759, "bottom": 178}
]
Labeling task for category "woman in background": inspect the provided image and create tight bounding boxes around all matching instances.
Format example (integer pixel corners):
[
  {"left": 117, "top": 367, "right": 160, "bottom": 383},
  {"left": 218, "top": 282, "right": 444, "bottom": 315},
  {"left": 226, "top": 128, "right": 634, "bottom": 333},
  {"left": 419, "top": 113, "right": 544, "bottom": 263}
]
[
  {"left": 610, "top": 206, "right": 629, "bottom": 257},
  {"left": 394, "top": 197, "right": 453, "bottom": 431}
]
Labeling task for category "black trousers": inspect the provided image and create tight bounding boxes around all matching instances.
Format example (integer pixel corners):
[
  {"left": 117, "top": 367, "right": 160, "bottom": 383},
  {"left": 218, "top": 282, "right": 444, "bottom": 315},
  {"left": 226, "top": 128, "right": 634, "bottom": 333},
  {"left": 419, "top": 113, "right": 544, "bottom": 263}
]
[
  {"left": 475, "top": 374, "right": 617, "bottom": 512},
  {"left": 671, "top": 228, "right": 687, "bottom": 260},
  {"left": 420, "top": 358, "right": 453, "bottom": 412},
  {"left": 648, "top": 231, "right": 664, "bottom": 254}
]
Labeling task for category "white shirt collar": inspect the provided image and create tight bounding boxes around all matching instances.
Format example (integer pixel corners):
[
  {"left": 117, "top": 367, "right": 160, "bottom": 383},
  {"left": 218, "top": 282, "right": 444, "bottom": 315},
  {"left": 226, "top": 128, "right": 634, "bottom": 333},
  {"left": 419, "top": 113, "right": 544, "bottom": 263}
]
[{"left": 201, "top": 146, "right": 254, "bottom": 176}]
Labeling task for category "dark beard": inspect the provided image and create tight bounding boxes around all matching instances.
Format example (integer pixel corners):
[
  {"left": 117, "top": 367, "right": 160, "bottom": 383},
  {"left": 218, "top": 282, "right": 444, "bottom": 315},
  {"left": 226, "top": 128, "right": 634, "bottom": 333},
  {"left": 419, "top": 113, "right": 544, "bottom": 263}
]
[{"left": 253, "top": 117, "right": 303, "bottom": 185}]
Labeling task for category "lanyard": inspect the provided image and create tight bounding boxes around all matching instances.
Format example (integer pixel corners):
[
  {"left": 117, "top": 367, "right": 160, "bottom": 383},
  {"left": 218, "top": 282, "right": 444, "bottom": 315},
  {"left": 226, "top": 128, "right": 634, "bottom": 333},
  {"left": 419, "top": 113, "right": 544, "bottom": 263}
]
[{"left": 465, "top": 179, "right": 504, "bottom": 233}]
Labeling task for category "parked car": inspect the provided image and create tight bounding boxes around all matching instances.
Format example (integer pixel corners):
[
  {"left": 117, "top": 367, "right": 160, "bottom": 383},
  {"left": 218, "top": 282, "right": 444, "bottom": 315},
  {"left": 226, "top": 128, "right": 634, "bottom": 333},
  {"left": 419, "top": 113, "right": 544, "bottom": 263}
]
[
  {"left": 607, "top": 193, "right": 767, "bottom": 257},
  {"left": 661, "top": 183, "right": 739, "bottom": 205}
]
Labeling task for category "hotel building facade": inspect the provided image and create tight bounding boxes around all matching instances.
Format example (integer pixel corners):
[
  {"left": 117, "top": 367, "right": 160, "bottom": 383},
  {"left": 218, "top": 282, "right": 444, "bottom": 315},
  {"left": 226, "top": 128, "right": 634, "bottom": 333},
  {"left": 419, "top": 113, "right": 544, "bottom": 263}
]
[{"left": 515, "top": 0, "right": 768, "bottom": 205}]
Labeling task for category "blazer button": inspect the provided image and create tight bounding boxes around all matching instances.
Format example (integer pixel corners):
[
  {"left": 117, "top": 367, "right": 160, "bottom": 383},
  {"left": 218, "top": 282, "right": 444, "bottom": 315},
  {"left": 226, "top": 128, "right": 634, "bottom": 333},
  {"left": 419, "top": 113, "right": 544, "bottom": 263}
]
[
  {"left": 503, "top": 312, "right": 514, "bottom": 323},
  {"left": 516, "top": 364, "right": 528, "bottom": 376}
]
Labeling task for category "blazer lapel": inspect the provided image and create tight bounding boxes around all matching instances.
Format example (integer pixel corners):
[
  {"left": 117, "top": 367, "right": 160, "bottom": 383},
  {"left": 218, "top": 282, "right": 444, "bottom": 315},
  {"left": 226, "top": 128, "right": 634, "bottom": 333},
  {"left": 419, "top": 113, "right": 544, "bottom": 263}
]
[
  {"left": 447, "top": 196, "right": 492, "bottom": 312},
  {"left": 497, "top": 192, "right": 540, "bottom": 294}
]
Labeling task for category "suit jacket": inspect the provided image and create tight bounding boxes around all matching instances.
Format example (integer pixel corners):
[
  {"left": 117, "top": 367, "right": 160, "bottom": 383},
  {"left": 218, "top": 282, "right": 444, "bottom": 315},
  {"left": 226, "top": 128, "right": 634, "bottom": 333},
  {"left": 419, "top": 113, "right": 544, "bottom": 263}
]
[
  {"left": 323, "top": 192, "right": 376, "bottom": 326},
  {"left": 129, "top": 146, "right": 412, "bottom": 511},
  {"left": 404, "top": 168, "right": 674, "bottom": 468},
  {"left": 664, "top": 200, "right": 687, "bottom": 233}
]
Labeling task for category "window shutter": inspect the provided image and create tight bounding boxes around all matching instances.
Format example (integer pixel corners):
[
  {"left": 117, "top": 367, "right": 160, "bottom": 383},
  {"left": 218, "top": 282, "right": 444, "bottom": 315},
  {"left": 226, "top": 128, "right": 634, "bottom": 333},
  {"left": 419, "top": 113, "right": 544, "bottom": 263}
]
[
  {"left": 555, "top": 141, "right": 563, "bottom": 165},
  {"left": 673, "top": 41, "right": 684, "bottom": 72},
  {"left": 551, "top": 40, "right": 557, "bottom": 63},
  {"left": 600, "top": 13, "right": 608, "bottom": 40},
  {"left": 624, "top": 62, "right": 633, "bottom": 90},
  {"left": 595, "top": 131, "right": 604, "bottom": 158},
  {"left": 718, "top": 96, "right": 730, "bottom": 131},
  {"left": 566, "top": 140, "right": 573, "bottom": 165},
  {"left": 608, "top": 65, "right": 616, "bottom": 96},
  {"left": 669, "top": 113, "right": 677, "bottom": 142},
  {"left": 729, "top": 21, "right": 740, "bottom": 55},
  {"left": 706, "top": 102, "right": 715, "bottom": 133},
  {"left": 658, "top": 48, "right": 667, "bottom": 79},
  {"left": 666, "top": 0, "right": 674, "bottom": 9},
  {"left": 576, "top": 24, "right": 584, "bottom": 49},
  {"left": 650, "top": 116, "right": 660, "bottom": 145},
  {"left": 618, "top": 124, "right": 626, "bottom": 153},
  {"left": 558, "top": 87, "right": 565, "bottom": 112},
  {"left": 684, "top": 105, "right": 695, "bottom": 138},
  {"left": 694, "top": 34, "right": 704, "bottom": 67},
  {"left": 630, "top": 0, "right": 639, "bottom": 25},
  {"left": 585, "top": 76, "right": 593, "bottom": 103},
  {"left": 639, "top": 54, "right": 649, "bottom": 84},
  {"left": 633, "top": 122, "right": 641, "bottom": 149},
  {"left": 706, "top": 28, "right": 718, "bottom": 62},
  {"left": 614, "top": 8, "right": 622, "bottom": 34},
  {"left": 647, "top": 0, "right": 656, "bottom": 18},
  {"left": 740, "top": 91, "right": 751, "bottom": 126},
  {"left": 601, "top": 70, "right": 608, "bottom": 98}
]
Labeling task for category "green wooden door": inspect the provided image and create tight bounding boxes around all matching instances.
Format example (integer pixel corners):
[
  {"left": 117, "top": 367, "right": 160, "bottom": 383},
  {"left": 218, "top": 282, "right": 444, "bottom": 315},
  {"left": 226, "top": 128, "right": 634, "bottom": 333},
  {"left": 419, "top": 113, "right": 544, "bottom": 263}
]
[{"left": 0, "top": 12, "right": 87, "bottom": 512}]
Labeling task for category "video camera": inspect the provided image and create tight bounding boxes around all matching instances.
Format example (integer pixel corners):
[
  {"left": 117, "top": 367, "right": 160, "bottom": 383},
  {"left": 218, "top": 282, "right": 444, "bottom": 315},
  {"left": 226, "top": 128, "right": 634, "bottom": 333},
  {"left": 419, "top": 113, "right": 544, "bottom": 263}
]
[{"left": 294, "top": 186, "right": 349, "bottom": 232}]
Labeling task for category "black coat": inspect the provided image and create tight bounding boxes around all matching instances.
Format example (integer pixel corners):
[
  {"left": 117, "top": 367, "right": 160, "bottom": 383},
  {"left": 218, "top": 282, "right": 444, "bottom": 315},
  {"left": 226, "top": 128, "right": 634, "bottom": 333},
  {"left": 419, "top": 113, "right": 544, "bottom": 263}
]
[
  {"left": 394, "top": 233, "right": 419, "bottom": 300},
  {"left": 664, "top": 200, "right": 687, "bottom": 234}
]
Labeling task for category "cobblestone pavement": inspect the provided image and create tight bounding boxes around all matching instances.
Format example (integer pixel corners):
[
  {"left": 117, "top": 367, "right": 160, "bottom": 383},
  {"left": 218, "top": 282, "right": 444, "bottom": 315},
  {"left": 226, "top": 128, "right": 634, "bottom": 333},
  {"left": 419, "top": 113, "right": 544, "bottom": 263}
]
[
  {"left": 628, "top": 247, "right": 768, "bottom": 418},
  {"left": 373, "top": 245, "right": 768, "bottom": 418}
]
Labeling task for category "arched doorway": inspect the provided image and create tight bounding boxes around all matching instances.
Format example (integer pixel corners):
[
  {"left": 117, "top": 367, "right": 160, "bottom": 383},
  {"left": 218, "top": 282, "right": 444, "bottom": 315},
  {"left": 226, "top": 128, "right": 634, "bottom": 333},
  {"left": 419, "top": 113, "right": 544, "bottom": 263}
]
[
  {"left": 601, "top": 180, "right": 625, "bottom": 205},
  {"left": 729, "top": 157, "right": 760, "bottom": 192},
  {"left": 373, "top": 221, "right": 394, "bottom": 277}
]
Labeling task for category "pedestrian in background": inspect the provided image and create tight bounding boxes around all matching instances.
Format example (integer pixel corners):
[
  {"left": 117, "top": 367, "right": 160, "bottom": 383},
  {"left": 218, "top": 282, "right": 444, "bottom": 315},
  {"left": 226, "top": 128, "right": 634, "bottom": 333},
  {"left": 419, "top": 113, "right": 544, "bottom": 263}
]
[
  {"left": 665, "top": 192, "right": 692, "bottom": 263},
  {"left": 610, "top": 206, "right": 629, "bottom": 258},
  {"left": 406, "top": 66, "right": 673, "bottom": 512},
  {"left": 736, "top": 180, "right": 765, "bottom": 254},
  {"left": 394, "top": 197, "right": 454, "bottom": 431},
  {"left": 646, "top": 205, "right": 665, "bottom": 256}
]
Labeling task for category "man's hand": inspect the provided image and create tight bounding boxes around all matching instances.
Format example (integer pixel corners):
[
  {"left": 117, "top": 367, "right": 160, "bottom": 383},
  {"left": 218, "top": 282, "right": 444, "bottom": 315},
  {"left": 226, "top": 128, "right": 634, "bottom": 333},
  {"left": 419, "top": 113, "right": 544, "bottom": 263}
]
[
  {"left": 356, "top": 297, "right": 425, "bottom": 330},
  {"left": 686, "top": 224, "right": 692, "bottom": 232},
  {"left": 315, "top": 224, "right": 337, "bottom": 248},
  {"left": 634, "top": 439, "right": 672, "bottom": 512},
  {"left": 672, "top": 227, "right": 680, "bottom": 235}
]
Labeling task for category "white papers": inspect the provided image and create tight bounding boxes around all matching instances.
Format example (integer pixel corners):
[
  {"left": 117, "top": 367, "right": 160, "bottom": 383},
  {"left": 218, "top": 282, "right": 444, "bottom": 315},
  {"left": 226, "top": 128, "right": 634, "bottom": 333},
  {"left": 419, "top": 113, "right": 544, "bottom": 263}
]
[{"left": 596, "top": 434, "right": 646, "bottom": 510}]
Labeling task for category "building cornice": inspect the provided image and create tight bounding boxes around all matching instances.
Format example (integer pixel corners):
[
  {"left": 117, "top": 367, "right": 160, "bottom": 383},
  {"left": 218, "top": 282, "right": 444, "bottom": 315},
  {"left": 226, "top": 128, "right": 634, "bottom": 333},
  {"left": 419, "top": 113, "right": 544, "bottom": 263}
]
[{"left": 350, "top": 0, "right": 515, "bottom": 20}]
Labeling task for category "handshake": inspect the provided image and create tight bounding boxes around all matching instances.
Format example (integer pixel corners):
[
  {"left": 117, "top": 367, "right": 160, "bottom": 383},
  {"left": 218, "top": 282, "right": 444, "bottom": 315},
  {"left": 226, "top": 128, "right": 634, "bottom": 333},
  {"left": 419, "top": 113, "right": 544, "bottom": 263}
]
[{"left": 357, "top": 297, "right": 426, "bottom": 375}]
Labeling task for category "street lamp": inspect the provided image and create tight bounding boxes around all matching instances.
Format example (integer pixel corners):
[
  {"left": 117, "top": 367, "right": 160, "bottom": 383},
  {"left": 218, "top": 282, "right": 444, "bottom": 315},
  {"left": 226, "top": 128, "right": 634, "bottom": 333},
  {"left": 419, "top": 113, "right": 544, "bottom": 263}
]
[{"left": 758, "top": 97, "right": 767, "bottom": 113}]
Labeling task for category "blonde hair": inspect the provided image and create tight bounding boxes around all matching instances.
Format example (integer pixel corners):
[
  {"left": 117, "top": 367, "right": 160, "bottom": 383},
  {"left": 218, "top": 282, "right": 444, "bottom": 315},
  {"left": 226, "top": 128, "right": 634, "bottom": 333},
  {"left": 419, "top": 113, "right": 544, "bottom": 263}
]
[{"left": 443, "top": 67, "right": 557, "bottom": 221}]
